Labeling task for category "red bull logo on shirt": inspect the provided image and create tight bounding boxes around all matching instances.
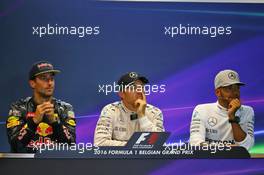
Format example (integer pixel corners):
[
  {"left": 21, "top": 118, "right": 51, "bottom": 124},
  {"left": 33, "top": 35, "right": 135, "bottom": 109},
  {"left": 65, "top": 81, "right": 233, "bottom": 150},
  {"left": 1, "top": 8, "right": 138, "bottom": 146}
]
[{"left": 36, "top": 122, "right": 53, "bottom": 137}]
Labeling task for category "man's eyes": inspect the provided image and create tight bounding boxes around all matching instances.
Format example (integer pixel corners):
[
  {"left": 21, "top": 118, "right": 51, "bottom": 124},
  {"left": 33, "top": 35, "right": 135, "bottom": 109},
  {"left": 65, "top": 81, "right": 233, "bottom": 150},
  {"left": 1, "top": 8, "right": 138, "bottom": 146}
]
[
  {"left": 39, "top": 77, "right": 54, "bottom": 81},
  {"left": 224, "top": 86, "right": 239, "bottom": 91}
]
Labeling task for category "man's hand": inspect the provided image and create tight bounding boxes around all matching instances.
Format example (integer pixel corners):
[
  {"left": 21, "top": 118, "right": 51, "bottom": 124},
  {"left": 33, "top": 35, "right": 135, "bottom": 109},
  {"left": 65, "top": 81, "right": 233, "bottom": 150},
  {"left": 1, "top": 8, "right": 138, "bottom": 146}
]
[
  {"left": 135, "top": 92, "right": 147, "bottom": 117},
  {"left": 34, "top": 102, "right": 54, "bottom": 124},
  {"left": 228, "top": 98, "right": 241, "bottom": 120},
  {"left": 45, "top": 103, "right": 57, "bottom": 124}
]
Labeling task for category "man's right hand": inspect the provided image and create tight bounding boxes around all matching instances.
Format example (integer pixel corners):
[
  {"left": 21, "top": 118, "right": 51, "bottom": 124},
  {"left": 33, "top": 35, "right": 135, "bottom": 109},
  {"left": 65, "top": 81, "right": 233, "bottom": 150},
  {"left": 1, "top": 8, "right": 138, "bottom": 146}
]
[{"left": 33, "top": 102, "right": 54, "bottom": 124}]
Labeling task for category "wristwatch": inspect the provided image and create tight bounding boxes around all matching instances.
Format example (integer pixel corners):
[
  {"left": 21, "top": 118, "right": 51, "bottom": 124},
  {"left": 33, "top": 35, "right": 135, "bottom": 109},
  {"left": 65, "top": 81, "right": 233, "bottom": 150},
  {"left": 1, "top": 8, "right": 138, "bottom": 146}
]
[{"left": 229, "top": 116, "right": 240, "bottom": 124}]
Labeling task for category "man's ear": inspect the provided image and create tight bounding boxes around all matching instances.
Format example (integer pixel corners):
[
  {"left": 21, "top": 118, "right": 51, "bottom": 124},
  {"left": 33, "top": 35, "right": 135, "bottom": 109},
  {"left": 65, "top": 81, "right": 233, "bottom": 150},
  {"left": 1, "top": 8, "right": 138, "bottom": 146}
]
[
  {"left": 215, "top": 88, "right": 221, "bottom": 97},
  {"left": 29, "top": 80, "right": 35, "bottom": 89}
]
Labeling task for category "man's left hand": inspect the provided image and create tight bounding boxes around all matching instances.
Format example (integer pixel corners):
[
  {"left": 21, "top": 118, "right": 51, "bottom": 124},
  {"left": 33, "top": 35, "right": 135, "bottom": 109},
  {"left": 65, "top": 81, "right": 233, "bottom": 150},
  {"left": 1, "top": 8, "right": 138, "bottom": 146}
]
[
  {"left": 228, "top": 98, "right": 241, "bottom": 119},
  {"left": 135, "top": 92, "right": 147, "bottom": 117},
  {"left": 45, "top": 102, "right": 57, "bottom": 123}
]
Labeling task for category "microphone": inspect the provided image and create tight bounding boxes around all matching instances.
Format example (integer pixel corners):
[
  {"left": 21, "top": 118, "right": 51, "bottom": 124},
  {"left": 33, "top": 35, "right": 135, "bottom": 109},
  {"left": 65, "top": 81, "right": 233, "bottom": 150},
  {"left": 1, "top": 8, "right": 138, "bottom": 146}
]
[{"left": 130, "top": 113, "right": 138, "bottom": 120}]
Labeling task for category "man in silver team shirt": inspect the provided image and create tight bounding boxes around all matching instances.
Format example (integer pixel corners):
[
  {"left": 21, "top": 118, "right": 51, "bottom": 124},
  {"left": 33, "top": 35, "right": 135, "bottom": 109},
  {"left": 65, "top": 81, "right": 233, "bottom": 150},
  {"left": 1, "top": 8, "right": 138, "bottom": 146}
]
[
  {"left": 190, "top": 69, "right": 254, "bottom": 150},
  {"left": 94, "top": 72, "right": 165, "bottom": 146}
]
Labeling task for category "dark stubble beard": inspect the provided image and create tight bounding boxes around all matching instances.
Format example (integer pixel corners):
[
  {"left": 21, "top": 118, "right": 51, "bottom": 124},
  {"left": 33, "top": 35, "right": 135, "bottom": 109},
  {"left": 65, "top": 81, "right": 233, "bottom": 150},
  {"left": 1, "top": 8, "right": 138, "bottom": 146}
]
[
  {"left": 219, "top": 91, "right": 240, "bottom": 108},
  {"left": 39, "top": 89, "right": 53, "bottom": 101}
]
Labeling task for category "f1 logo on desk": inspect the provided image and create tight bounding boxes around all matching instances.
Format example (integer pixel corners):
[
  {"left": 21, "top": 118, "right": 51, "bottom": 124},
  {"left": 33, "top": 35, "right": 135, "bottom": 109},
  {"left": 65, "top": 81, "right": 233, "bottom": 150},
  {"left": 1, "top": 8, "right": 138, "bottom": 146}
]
[
  {"left": 135, "top": 133, "right": 159, "bottom": 145},
  {"left": 126, "top": 132, "right": 170, "bottom": 149},
  {"left": 133, "top": 132, "right": 160, "bottom": 149}
]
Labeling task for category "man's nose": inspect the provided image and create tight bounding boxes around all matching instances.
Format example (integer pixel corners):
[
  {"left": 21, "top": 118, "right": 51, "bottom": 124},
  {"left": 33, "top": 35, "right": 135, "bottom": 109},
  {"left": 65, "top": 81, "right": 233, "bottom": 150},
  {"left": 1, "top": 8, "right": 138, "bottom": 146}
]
[
  {"left": 232, "top": 89, "right": 240, "bottom": 97},
  {"left": 47, "top": 79, "right": 54, "bottom": 85},
  {"left": 136, "top": 91, "right": 143, "bottom": 98}
]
